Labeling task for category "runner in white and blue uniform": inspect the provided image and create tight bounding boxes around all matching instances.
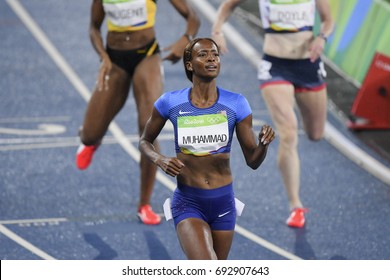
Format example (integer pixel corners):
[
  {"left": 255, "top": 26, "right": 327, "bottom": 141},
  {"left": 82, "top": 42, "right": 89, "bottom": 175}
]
[
  {"left": 212, "top": 0, "right": 334, "bottom": 228},
  {"left": 140, "top": 38, "right": 275, "bottom": 259}
]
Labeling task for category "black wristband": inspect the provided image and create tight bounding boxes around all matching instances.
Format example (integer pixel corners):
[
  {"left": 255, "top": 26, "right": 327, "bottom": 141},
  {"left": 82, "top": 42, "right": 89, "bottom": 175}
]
[{"left": 318, "top": 32, "right": 328, "bottom": 42}]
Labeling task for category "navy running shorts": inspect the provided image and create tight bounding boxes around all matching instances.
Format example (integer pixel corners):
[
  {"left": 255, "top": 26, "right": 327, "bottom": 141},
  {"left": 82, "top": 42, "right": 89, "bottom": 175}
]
[
  {"left": 171, "top": 182, "right": 237, "bottom": 231},
  {"left": 257, "top": 54, "right": 327, "bottom": 92}
]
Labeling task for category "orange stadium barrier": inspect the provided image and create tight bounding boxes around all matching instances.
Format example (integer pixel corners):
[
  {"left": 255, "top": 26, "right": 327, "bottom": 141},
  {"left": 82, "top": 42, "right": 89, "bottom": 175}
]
[{"left": 348, "top": 52, "right": 390, "bottom": 130}]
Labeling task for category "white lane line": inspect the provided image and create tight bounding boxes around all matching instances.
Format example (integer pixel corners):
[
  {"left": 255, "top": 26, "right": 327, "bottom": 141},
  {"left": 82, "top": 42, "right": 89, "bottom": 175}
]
[
  {"left": 7, "top": 0, "right": 300, "bottom": 260},
  {"left": 0, "top": 116, "right": 71, "bottom": 123},
  {"left": 0, "top": 124, "right": 66, "bottom": 136},
  {"left": 5, "top": 0, "right": 92, "bottom": 104},
  {"left": 0, "top": 218, "right": 68, "bottom": 225},
  {"left": 324, "top": 123, "right": 390, "bottom": 183},
  {"left": 0, "top": 134, "right": 174, "bottom": 151},
  {"left": 0, "top": 136, "right": 81, "bottom": 145},
  {"left": 191, "top": 0, "right": 390, "bottom": 186},
  {"left": 235, "top": 226, "right": 302, "bottom": 260},
  {"left": 4, "top": 0, "right": 79, "bottom": 260},
  {"left": 0, "top": 224, "right": 56, "bottom": 260}
]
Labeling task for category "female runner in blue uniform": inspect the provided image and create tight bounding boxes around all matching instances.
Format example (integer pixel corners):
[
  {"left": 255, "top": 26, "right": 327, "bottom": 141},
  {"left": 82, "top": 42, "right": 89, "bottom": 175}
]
[{"left": 139, "top": 38, "right": 275, "bottom": 259}]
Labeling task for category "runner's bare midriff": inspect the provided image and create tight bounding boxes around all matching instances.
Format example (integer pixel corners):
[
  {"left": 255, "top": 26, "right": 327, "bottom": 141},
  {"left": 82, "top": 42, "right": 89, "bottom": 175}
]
[
  {"left": 177, "top": 153, "right": 233, "bottom": 189},
  {"left": 106, "top": 27, "right": 155, "bottom": 50},
  {"left": 263, "top": 31, "right": 314, "bottom": 59}
]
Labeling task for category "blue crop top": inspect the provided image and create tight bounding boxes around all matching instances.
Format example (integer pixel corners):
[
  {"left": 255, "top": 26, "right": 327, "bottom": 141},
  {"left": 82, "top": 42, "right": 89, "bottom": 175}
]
[{"left": 154, "top": 87, "right": 252, "bottom": 156}]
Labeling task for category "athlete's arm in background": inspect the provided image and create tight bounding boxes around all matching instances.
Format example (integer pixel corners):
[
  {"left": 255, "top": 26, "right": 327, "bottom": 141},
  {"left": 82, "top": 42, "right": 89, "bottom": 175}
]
[
  {"left": 211, "top": 0, "right": 245, "bottom": 54},
  {"left": 89, "top": 0, "right": 112, "bottom": 90},
  {"left": 309, "top": 0, "right": 334, "bottom": 62},
  {"left": 163, "top": 0, "right": 200, "bottom": 63}
]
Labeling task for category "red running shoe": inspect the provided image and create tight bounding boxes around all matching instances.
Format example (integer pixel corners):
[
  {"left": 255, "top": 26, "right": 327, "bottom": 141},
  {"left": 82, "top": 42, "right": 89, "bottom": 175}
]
[
  {"left": 286, "top": 208, "right": 308, "bottom": 228},
  {"left": 137, "top": 204, "right": 161, "bottom": 225},
  {"left": 76, "top": 143, "right": 99, "bottom": 170}
]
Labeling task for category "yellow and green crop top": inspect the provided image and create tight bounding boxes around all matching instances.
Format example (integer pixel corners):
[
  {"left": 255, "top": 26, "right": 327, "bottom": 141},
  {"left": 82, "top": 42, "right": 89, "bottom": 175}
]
[
  {"left": 259, "top": 0, "right": 316, "bottom": 33},
  {"left": 103, "top": 0, "right": 157, "bottom": 32}
]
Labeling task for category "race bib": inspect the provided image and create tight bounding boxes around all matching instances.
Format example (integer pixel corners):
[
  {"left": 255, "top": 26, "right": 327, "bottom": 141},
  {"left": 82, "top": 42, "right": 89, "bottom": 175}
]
[
  {"left": 104, "top": 0, "right": 147, "bottom": 27},
  {"left": 261, "top": 0, "right": 315, "bottom": 32},
  {"left": 177, "top": 114, "right": 229, "bottom": 156}
]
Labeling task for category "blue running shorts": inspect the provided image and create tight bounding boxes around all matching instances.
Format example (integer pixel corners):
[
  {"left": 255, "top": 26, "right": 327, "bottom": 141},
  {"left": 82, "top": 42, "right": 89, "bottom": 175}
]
[{"left": 171, "top": 183, "right": 237, "bottom": 231}]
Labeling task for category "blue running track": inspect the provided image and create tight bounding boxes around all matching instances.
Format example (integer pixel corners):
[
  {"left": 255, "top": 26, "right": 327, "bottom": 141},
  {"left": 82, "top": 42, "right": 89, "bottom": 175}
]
[{"left": 1, "top": 0, "right": 390, "bottom": 261}]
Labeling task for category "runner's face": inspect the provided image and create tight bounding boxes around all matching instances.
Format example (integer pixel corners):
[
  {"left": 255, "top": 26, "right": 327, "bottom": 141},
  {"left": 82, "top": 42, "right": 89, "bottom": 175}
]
[{"left": 190, "top": 40, "right": 220, "bottom": 80}]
